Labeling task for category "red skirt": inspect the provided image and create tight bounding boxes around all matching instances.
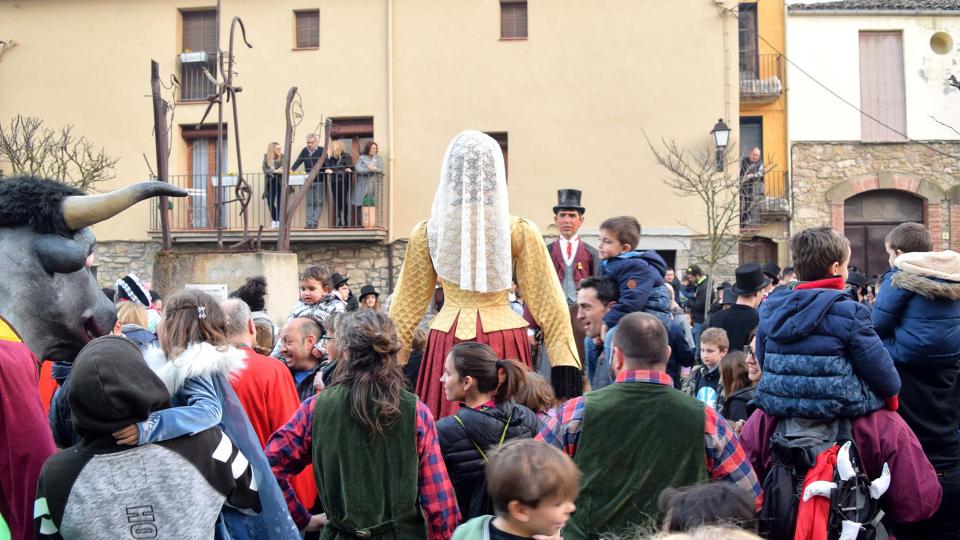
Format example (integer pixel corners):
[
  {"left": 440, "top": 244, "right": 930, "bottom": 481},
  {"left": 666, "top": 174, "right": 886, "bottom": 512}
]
[{"left": 416, "top": 315, "right": 532, "bottom": 420}]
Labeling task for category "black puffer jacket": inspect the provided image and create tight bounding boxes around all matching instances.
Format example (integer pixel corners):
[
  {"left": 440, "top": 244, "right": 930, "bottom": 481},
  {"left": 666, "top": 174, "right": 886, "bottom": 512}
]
[{"left": 436, "top": 400, "right": 541, "bottom": 518}]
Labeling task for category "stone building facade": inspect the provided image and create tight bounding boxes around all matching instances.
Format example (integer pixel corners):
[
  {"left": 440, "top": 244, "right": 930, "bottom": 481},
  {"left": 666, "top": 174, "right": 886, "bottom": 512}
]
[{"left": 791, "top": 141, "right": 959, "bottom": 250}]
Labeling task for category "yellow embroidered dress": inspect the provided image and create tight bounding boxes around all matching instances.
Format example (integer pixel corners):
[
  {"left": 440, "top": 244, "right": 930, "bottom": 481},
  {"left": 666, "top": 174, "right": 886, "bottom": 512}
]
[{"left": 390, "top": 217, "right": 581, "bottom": 419}]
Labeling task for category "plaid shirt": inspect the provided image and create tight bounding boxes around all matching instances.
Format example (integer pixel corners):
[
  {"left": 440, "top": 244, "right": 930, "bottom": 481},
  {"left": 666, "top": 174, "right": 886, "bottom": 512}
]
[
  {"left": 265, "top": 395, "right": 461, "bottom": 538},
  {"left": 537, "top": 370, "right": 763, "bottom": 508}
]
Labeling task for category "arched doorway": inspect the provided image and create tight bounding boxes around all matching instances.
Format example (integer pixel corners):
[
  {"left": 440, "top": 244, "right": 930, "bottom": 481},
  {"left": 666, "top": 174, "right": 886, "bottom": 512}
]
[{"left": 844, "top": 189, "right": 923, "bottom": 279}]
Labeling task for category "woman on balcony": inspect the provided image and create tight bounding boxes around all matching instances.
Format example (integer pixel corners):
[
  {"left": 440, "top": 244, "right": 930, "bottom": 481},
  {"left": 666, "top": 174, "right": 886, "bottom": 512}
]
[
  {"left": 262, "top": 141, "right": 283, "bottom": 229},
  {"left": 355, "top": 141, "right": 383, "bottom": 209},
  {"left": 323, "top": 141, "right": 353, "bottom": 228},
  {"left": 388, "top": 130, "right": 582, "bottom": 420}
]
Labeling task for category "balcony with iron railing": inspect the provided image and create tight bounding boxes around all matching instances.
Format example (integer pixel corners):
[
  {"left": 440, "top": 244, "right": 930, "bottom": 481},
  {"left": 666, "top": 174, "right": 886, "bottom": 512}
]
[
  {"left": 149, "top": 171, "right": 388, "bottom": 242},
  {"left": 179, "top": 51, "right": 218, "bottom": 102},
  {"left": 740, "top": 53, "right": 783, "bottom": 102},
  {"left": 740, "top": 169, "right": 790, "bottom": 229}
]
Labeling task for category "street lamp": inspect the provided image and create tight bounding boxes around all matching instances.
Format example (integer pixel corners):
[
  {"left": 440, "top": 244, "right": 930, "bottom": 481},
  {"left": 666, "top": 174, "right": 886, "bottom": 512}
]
[{"left": 710, "top": 118, "right": 731, "bottom": 172}]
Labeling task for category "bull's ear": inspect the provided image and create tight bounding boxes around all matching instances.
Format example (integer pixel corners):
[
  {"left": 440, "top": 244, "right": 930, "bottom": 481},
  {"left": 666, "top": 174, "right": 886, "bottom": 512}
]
[{"left": 33, "top": 233, "right": 90, "bottom": 274}]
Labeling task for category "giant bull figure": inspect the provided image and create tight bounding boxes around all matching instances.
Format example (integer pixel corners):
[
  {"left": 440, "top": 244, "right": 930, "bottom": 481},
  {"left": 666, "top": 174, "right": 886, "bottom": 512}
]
[{"left": 0, "top": 176, "right": 186, "bottom": 363}]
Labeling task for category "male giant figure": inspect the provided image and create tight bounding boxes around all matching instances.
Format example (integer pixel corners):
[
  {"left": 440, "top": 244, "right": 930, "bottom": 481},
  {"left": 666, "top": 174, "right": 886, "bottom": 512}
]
[{"left": 542, "top": 189, "right": 599, "bottom": 378}]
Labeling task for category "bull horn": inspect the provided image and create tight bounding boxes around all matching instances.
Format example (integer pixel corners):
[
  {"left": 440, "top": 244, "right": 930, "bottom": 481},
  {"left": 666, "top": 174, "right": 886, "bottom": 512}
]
[{"left": 61, "top": 181, "right": 188, "bottom": 230}]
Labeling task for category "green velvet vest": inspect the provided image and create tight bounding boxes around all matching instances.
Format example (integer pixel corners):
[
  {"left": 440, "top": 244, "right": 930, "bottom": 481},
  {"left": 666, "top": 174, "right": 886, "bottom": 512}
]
[
  {"left": 565, "top": 382, "right": 707, "bottom": 540},
  {"left": 312, "top": 384, "right": 426, "bottom": 539}
]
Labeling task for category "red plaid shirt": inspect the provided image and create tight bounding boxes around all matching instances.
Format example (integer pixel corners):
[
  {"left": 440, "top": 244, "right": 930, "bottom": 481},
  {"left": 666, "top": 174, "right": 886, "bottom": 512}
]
[
  {"left": 537, "top": 369, "right": 763, "bottom": 508},
  {"left": 265, "top": 395, "right": 461, "bottom": 538}
]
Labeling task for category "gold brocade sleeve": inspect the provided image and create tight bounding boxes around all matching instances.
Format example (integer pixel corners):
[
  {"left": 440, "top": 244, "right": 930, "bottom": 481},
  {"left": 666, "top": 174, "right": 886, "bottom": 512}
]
[
  {"left": 388, "top": 220, "right": 438, "bottom": 365},
  {"left": 512, "top": 217, "right": 581, "bottom": 369}
]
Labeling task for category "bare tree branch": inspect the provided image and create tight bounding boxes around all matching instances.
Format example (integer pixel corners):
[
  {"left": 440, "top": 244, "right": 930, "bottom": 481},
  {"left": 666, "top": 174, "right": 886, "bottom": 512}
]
[
  {"left": 0, "top": 115, "right": 119, "bottom": 191},
  {"left": 644, "top": 130, "right": 774, "bottom": 320}
]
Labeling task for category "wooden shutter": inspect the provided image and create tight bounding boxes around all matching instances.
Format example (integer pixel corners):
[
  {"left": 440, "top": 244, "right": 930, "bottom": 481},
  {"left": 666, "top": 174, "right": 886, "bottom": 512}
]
[
  {"left": 859, "top": 31, "right": 906, "bottom": 142},
  {"left": 500, "top": 2, "right": 527, "bottom": 40},
  {"left": 182, "top": 10, "right": 217, "bottom": 52},
  {"left": 296, "top": 10, "right": 320, "bottom": 48}
]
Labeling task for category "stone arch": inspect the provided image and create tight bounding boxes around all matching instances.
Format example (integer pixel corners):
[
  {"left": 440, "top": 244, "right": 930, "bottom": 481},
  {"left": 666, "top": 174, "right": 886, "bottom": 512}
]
[{"left": 823, "top": 172, "right": 946, "bottom": 237}]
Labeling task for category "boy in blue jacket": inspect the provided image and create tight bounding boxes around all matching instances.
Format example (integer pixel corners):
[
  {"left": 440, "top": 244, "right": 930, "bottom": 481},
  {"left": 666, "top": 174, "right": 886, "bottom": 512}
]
[
  {"left": 755, "top": 227, "right": 900, "bottom": 419},
  {"left": 597, "top": 216, "right": 664, "bottom": 335},
  {"left": 873, "top": 222, "right": 960, "bottom": 367},
  {"left": 872, "top": 222, "right": 960, "bottom": 539}
]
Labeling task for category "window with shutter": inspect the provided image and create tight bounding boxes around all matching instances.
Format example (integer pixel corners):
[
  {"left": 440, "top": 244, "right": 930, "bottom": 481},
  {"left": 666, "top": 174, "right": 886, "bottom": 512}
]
[
  {"left": 295, "top": 10, "right": 320, "bottom": 49},
  {"left": 859, "top": 31, "right": 907, "bottom": 142},
  {"left": 500, "top": 1, "right": 527, "bottom": 40},
  {"left": 180, "top": 9, "right": 218, "bottom": 101}
]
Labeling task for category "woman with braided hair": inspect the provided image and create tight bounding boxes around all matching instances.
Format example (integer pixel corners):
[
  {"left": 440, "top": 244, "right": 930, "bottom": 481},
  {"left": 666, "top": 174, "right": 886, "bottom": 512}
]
[
  {"left": 266, "top": 309, "right": 461, "bottom": 537},
  {"left": 389, "top": 130, "right": 582, "bottom": 420}
]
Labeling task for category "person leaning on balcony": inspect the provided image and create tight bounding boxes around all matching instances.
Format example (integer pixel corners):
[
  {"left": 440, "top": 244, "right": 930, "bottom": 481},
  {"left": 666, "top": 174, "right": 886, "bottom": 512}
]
[
  {"left": 292, "top": 133, "right": 324, "bottom": 229},
  {"left": 262, "top": 141, "right": 283, "bottom": 229},
  {"left": 739, "top": 147, "right": 764, "bottom": 225},
  {"left": 323, "top": 140, "right": 354, "bottom": 228},
  {"left": 355, "top": 141, "right": 383, "bottom": 209}
]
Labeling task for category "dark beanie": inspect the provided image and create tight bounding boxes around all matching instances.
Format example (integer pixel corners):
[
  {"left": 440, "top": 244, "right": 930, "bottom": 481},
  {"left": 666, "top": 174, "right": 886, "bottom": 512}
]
[{"left": 69, "top": 336, "right": 170, "bottom": 436}]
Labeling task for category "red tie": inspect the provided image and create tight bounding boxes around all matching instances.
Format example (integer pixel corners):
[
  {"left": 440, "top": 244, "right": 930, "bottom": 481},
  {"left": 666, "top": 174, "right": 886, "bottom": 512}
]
[{"left": 566, "top": 241, "right": 573, "bottom": 259}]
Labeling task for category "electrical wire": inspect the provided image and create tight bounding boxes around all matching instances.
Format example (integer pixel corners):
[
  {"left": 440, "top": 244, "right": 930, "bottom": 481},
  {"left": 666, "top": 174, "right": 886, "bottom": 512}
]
[{"left": 726, "top": 7, "right": 960, "bottom": 162}]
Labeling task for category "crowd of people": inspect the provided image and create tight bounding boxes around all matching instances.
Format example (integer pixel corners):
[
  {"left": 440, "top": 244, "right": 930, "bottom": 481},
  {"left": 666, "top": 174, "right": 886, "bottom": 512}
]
[
  {"left": 263, "top": 134, "right": 384, "bottom": 229},
  {"left": 3, "top": 131, "right": 958, "bottom": 540}
]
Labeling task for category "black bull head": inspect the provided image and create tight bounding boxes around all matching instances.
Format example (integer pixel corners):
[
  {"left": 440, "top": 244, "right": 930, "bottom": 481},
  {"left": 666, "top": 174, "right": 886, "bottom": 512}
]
[{"left": 0, "top": 180, "right": 186, "bottom": 363}]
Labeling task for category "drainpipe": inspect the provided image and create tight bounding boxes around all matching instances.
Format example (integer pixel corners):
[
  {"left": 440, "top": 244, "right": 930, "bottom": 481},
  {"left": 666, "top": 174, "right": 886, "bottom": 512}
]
[
  {"left": 387, "top": 0, "right": 396, "bottom": 241},
  {"left": 717, "top": 0, "right": 732, "bottom": 123},
  {"left": 784, "top": 0, "right": 794, "bottom": 258}
]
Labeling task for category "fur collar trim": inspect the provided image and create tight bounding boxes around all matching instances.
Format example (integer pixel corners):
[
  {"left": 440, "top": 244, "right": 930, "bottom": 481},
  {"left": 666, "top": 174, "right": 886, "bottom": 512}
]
[
  {"left": 142, "top": 342, "right": 246, "bottom": 396},
  {"left": 892, "top": 271, "right": 960, "bottom": 300},
  {"left": 894, "top": 250, "right": 960, "bottom": 282}
]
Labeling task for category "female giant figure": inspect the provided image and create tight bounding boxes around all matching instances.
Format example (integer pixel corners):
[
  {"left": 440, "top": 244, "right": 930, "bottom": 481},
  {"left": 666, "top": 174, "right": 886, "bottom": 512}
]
[{"left": 389, "top": 131, "right": 581, "bottom": 419}]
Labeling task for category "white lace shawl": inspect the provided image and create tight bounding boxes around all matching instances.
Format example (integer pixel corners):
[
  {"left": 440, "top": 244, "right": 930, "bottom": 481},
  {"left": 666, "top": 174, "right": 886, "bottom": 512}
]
[{"left": 426, "top": 130, "right": 512, "bottom": 293}]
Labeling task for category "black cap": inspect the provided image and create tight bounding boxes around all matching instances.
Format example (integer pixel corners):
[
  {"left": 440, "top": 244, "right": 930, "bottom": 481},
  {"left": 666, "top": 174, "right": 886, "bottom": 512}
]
[
  {"left": 69, "top": 336, "right": 170, "bottom": 437},
  {"left": 687, "top": 264, "right": 703, "bottom": 276},
  {"left": 730, "top": 263, "right": 771, "bottom": 296},
  {"left": 553, "top": 189, "right": 585, "bottom": 215},
  {"left": 359, "top": 284, "right": 379, "bottom": 299},
  {"left": 331, "top": 273, "right": 349, "bottom": 288},
  {"left": 847, "top": 272, "right": 868, "bottom": 289}
]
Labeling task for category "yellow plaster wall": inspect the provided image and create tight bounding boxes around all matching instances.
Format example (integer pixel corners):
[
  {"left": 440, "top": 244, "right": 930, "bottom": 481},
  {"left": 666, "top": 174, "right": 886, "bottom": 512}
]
[{"left": 1, "top": 0, "right": 738, "bottom": 242}]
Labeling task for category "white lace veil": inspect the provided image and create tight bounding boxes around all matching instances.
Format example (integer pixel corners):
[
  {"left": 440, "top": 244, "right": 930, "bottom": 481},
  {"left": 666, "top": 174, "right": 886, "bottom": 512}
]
[{"left": 427, "top": 130, "right": 512, "bottom": 293}]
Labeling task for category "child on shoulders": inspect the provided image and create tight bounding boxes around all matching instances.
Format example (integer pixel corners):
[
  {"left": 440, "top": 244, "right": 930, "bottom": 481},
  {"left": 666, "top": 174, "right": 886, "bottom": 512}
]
[
  {"left": 596, "top": 216, "right": 665, "bottom": 334},
  {"left": 755, "top": 227, "right": 900, "bottom": 419},
  {"left": 873, "top": 222, "right": 960, "bottom": 367}
]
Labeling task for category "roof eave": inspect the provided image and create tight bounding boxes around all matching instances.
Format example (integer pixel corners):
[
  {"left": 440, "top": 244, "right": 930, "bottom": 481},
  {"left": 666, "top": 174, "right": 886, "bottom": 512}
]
[{"left": 789, "top": 8, "right": 960, "bottom": 15}]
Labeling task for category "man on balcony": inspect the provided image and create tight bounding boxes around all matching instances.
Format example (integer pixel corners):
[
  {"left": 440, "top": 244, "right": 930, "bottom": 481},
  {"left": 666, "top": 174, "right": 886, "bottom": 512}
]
[
  {"left": 739, "top": 147, "right": 764, "bottom": 227},
  {"left": 292, "top": 134, "right": 324, "bottom": 229}
]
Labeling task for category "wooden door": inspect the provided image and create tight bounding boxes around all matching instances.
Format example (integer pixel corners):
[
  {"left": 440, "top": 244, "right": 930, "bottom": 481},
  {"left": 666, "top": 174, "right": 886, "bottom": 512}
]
[
  {"left": 846, "top": 224, "right": 896, "bottom": 280},
  {"left": 739, "top": 236, "right": 777, "bottom": 265}
]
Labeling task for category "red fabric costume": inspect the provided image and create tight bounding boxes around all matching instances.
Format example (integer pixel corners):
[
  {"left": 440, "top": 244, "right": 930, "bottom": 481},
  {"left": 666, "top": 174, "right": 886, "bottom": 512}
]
[
  {"left": 0, "top": 317, "right": 56, "bottom": 540},
  {"left": 229, "top": 347, "right": 317, "bottom": 509}
]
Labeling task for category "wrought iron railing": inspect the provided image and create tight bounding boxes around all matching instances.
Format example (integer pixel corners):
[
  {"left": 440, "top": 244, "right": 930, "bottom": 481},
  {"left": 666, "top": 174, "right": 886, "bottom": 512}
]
[
  {"left": 179, "top": 55, "right": 218, "bottom": 101},
  {"left": 149, "top": 171, "right": 387, "bottom": 233},
  {"left": 740, "top": 53, "right": 783, "bottom": 101},
  {"left": 740, "top": 170, "right": 790, "bottom": 228}
]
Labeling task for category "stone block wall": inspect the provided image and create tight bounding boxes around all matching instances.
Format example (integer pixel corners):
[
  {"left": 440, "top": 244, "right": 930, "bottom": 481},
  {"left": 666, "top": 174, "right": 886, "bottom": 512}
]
[
  {"left": 791, "top": 141, "right": 960, "bottom": 250},
  {"left": 94, "top": 241, "right": 162, "bottom": 287}
]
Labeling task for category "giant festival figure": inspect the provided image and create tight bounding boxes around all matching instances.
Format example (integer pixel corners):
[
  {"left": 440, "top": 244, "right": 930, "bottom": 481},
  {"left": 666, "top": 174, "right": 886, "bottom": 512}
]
[
  {"left": 389, "top": 131, "right": 582, "bottom": 419},
  {"left": 0, "top": 177, "right": 185, "bottom": 540}
]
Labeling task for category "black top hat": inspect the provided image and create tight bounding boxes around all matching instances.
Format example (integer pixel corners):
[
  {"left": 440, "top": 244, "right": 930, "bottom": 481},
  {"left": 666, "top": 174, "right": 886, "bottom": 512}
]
[
  {"left": 731, "top": 263, "right": 771, "bottom": 296},
  {"left": 720, "top": 287, "right": 738, "bottom": 305},
  {"left": 331, "top": 273, "right": 349, "bottom": 288},
  {"left": 553, "top": 189, "right": 585, "bottom": 215},
  {"left": 762, "top": 262, "right": 781, "bottom": 280},
  {"left": 359, "top": 284, "right": 379, "bottom": 299}
]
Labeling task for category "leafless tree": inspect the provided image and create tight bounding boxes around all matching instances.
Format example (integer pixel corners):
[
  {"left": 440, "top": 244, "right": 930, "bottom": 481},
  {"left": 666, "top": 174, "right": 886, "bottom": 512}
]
[
  {"left": 0, "top": 115, "right": 119, "bottom": 191},
  {"left": 645, "top": 133, "right": 769, "bottom": 321}
]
